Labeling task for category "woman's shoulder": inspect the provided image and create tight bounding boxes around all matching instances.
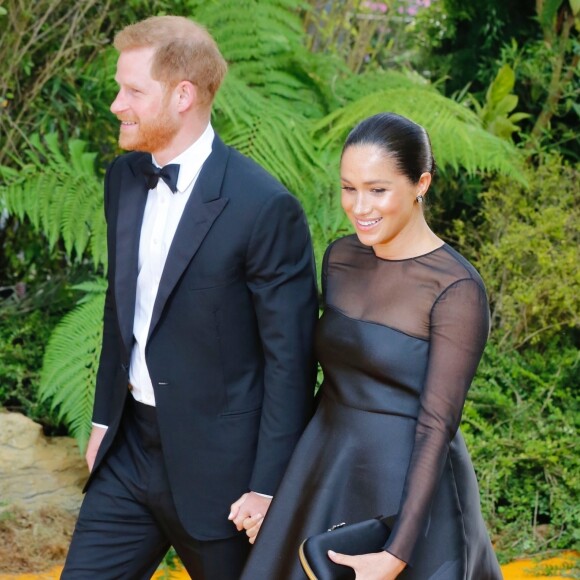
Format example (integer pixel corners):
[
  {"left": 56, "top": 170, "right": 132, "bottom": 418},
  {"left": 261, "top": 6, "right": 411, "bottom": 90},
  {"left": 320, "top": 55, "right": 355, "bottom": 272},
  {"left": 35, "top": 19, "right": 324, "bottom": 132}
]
[
  {"left": 436, "top": 244, "right": 486, "bottom": 292},
  {"left": 321, "top": 235, "right": 372, "bottom": 294},
  {"left": 324, "top": 234, "right": 369, "bottom": 264}
]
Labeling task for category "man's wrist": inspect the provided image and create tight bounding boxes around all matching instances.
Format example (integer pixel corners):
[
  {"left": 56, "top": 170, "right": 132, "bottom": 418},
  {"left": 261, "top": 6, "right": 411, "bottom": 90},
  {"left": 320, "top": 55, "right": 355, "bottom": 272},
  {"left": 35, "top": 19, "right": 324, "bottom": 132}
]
[{"left": 252, "top": 491, "right": 273, "bottom": 499}]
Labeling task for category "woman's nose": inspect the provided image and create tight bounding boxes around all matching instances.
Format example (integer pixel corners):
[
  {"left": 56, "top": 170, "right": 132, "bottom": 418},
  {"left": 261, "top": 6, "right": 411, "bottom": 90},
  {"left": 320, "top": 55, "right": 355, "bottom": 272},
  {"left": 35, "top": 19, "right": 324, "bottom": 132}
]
[{"left": 353, "top": 193, "right": 370, "bottom": 215}]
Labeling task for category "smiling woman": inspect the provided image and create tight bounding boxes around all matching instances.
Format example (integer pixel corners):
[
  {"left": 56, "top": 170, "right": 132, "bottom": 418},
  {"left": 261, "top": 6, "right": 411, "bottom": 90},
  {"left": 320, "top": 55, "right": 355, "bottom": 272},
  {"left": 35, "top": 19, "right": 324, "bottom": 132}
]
[{"left": 239, "top": 113, "right": 502, "bottom": 580}]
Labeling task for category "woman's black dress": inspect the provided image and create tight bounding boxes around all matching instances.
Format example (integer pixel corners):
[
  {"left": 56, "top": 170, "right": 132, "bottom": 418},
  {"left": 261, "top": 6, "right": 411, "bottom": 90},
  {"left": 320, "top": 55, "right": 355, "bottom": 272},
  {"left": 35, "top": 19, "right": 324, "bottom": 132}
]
[{"left": 241, "top": 235, "right": 502, "bottom": 579}]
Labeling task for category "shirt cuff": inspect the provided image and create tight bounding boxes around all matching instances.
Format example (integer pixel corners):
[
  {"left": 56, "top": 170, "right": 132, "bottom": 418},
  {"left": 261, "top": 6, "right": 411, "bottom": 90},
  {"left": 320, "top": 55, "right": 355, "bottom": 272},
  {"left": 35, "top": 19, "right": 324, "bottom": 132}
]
[
  {"left": 91, "top": 422, "right": 109, "bottom": 429},
  {"left": 253, "top": 491, "right": 273, "bottom": 499}
]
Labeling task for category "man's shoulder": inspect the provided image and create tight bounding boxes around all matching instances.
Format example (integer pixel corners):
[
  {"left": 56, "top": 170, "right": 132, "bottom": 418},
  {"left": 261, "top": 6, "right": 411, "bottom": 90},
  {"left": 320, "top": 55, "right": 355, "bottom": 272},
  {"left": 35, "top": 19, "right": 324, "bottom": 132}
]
[{"left": 222, "top": 143, "right": 288, "bottom": 196}]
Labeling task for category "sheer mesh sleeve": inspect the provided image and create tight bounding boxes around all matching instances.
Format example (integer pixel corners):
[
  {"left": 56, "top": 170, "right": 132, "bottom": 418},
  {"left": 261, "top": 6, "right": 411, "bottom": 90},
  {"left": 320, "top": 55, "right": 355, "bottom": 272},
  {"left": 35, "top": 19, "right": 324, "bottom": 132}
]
[
  {"left": 384, "top": 277, "right": 490, "bottom": 564},
  {"left": 320, "top": 239, "right": 336, "bottom": 308}
]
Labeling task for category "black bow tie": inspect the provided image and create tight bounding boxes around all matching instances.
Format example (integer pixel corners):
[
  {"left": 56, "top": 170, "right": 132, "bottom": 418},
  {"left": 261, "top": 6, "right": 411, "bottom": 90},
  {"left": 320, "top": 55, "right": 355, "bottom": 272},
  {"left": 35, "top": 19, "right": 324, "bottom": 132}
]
[{"left": 140, "top": 160, "right": 180, "bottom": 193}]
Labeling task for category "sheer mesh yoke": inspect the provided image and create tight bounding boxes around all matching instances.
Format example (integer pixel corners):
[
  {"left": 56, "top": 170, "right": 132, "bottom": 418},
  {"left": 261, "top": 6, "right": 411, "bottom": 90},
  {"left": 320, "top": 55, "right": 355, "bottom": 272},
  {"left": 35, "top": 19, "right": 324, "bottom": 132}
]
[
  {"left": 240, "top": 235, "right": 501, "bottom": 580},
  {"left": 323, "top": 235, "right": 488, "bottom": 342}
]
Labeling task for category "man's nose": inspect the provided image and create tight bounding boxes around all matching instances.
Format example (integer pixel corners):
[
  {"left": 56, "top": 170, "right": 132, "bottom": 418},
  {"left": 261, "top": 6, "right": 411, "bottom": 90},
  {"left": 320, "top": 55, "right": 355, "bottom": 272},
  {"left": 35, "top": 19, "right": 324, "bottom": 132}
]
[{"left": 110, "top": 91, "right": 125, "bottom": 114}]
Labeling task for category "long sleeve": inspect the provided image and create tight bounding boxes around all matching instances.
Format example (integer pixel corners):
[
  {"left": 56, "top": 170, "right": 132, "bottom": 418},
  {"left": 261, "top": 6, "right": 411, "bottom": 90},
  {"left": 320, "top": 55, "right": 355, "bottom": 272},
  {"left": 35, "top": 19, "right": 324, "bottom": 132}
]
[
  {"left": 92, "top": 158, "right": 123, "bottom": 426},
  {"left": 245, "top": 191, "right": 319, "bottom": 494},
  {"left": 384, "top": 277, "right": 489, "bottom": 564}
]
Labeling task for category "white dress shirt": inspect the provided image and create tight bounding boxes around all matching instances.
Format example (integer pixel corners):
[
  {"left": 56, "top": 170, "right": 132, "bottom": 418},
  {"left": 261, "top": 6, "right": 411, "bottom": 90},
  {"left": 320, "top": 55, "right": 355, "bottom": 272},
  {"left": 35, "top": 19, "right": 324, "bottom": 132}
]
[{"left": 128, "top": 123, "right": 215, "bottom": 406}]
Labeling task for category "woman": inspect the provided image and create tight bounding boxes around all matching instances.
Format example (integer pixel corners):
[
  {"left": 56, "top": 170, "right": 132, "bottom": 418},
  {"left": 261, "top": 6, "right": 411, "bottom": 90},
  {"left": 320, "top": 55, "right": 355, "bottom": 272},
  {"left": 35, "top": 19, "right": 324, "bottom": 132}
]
[{"left": 239, "top": 113, "right": 502, "bottom": 579}]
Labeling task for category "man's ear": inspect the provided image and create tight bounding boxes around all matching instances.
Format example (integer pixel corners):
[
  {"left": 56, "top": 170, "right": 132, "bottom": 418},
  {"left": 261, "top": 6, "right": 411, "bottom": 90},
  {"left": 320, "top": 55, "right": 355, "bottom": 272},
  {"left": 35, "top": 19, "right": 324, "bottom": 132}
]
[{"left": 175, "top": 80, "right": 197, "bottom": 112}]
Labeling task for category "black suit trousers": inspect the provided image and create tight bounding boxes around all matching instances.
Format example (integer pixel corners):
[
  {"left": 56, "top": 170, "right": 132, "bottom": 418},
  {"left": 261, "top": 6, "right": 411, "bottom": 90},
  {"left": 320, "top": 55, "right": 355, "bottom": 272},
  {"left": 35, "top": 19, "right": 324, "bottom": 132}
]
[{"left": 62, "top": 397, "right": 251, "bottom": 579}]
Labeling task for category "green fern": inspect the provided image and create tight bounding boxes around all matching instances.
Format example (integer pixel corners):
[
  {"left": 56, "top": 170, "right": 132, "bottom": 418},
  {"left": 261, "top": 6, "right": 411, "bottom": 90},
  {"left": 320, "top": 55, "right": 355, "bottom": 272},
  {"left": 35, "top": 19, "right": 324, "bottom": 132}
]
[
  {"left": 192, "top": 0, "right": 307, "bottom": 64},
  {"left": 214, "top": 71, "right": 328, "bottom": 202},
  {"left": 203, "top": 0, "right": 332, "bottom": 200},
  {"left": 0, "top": 133, "right": 106, "bottom": 269},
  {"left": 39, "top": 279, "right": 106, "bottom": 451},
  {"left": 314, "top": 81, "right": 526, "bottom": 182}
]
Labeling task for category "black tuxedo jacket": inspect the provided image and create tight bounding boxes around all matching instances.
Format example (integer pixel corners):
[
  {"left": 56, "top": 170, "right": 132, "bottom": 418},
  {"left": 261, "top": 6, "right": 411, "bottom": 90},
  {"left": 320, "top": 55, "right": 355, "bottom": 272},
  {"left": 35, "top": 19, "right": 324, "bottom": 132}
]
[{"left": 88, "top": 134, "right": 319, "bottom": 540}]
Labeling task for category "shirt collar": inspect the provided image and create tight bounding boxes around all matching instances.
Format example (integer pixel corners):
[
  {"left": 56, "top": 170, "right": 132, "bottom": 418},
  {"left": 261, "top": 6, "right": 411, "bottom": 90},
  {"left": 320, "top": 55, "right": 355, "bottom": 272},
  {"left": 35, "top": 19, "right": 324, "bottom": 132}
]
[{"left": 151, "top": 123, "right": 215, "bottom": 194}]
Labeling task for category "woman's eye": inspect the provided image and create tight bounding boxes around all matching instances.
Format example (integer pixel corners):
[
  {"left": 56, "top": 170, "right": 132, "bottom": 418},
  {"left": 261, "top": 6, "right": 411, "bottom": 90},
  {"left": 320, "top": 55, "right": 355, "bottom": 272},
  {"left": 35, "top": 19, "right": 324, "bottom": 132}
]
[
  {"left": 371, "top": 188, "right": 386, "bottom": 194},
  {"left": 341, "top": 186, "right": 355, "bottom": 192}
]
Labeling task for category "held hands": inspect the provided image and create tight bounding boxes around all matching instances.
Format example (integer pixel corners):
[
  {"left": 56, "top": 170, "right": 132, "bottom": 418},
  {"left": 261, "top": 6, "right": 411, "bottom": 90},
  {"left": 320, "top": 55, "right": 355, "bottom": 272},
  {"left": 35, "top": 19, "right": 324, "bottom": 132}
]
[
  {"left": 327, "top": 550, "right": 406, "bottom": 580},
  {"left": 228, "top": 492, "right": 272, "bottom": 544}
]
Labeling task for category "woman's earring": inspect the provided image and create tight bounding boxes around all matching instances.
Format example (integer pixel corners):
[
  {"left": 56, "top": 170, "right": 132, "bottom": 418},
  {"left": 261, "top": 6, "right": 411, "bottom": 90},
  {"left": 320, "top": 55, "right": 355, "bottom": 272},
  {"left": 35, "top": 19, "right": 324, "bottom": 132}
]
[{"left": 416, "top": 194, "right": 424, "bottom": 204}]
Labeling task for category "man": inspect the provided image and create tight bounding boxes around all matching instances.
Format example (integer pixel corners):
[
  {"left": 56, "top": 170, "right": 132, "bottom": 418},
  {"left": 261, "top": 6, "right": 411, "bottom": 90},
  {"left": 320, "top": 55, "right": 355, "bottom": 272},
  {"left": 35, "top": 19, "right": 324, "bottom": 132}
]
[{"left": 62, "top": 15, "right": 318, "bottom": 580}]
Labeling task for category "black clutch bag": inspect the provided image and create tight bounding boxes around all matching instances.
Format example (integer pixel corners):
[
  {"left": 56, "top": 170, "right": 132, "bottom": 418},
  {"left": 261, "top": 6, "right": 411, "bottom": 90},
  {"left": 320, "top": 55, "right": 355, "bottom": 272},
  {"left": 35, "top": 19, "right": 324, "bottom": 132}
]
[{"left": 298, "top": 516, "right": 392, "bottom": 580}]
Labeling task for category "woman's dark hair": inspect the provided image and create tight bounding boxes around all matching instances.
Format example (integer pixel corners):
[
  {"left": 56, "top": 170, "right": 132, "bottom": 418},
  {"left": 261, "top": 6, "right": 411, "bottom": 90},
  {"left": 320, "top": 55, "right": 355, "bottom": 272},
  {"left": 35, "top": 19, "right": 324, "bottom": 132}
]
[{"left": 342, "top": 112, "right": 436, "bottom": 184}]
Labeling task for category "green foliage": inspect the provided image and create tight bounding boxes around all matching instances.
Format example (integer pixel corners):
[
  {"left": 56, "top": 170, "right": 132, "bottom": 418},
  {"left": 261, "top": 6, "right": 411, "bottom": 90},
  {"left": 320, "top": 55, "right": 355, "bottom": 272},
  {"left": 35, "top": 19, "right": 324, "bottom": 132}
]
[
  {"left": 497, "top": 33, "right": 579, "bottom": 159},
  {"left": 453, "top": 154, "right": 580, "bottom": 348},
  {"left": 197, "top": 0, "right": 334, "bottom": 202},
  {"left": 464, "top": 342, "right": 579, "bottom": 560},
  {"left": 0, "top": 0, "right": 198, "bottom": 164},
  {"left": 213, "top": 72, "right": 326, "bottom": 204},
  {"left": 469, "top": 64, "right": 530, "bottom": 140},
  {"left": 0, "top": 0, "right": 114, "bottom": 165},
  {"left": 540, "top": 0, "right": 568, "bottom": 31},
  {"left": 527, "top": 554, "right": 580, "bottom": 578},
  {"left": 424, "top": 0, "right": 539, "bottom": 93},
  {"left": 0, "top": 134, "right": 106, "bottom": 270},
  {"left": 156, "top": 547, "right": 182, "bottom": 578},
  {"left": 39, "top": 280, "right": 106, "bottom": 451},
  {"left": 0, "top": 306, "right": 61, "bottom": 430},
  {"left": 315, "top": 75, "right": 526, "bottom": 179}
]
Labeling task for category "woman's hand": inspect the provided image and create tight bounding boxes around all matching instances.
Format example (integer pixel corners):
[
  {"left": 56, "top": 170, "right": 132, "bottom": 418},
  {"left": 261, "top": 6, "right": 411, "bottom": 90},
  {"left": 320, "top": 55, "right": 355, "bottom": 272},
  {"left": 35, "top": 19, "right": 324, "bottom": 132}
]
[
  {"left": 327, "top": 549, "right": 406, "bottom": 580},
  {"left": 228, "top": 492, "right": 271, "bottom": 544},
  {"left": 242, "top": 512, "right": 265, "bottom": 544}
]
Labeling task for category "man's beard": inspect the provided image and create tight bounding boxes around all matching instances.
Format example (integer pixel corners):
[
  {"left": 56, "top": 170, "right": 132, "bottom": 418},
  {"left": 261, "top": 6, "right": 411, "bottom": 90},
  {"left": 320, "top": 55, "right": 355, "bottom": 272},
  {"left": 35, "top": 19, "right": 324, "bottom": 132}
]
[{"left": 118, "top": 108, "right": 179, "bottom": 155}]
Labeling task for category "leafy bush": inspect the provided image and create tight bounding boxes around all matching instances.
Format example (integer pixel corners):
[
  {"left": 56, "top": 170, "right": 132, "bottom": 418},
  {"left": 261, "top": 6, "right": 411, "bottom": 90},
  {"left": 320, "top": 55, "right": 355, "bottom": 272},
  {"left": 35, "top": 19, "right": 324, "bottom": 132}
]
[
  {"left": 464, "top": 341, "right": 579, "bottom": 560},
  {"left": 451, "top": 153, "right": 579, "bottom": 558},
  {"left": 453, "top": 154, "right": 580, "bottom": 349},
  {"left": 0, "top": 304, "right": 63, "bottom": 433}
]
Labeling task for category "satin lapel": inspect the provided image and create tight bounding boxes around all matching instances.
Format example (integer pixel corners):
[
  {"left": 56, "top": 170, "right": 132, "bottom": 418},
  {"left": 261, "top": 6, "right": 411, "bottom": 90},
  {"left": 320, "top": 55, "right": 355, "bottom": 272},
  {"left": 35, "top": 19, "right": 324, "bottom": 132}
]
[
  {"left": 147, "top": 137, "right": 231, "bottom": 342},
  {"left": 114, "top": 154, "right": 149, "bottom": 354}
]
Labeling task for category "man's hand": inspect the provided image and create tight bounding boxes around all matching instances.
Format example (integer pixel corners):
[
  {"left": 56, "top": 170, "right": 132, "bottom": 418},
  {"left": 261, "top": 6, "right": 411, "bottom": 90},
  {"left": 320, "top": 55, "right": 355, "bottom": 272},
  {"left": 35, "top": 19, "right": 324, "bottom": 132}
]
[
  {"left": 85, "top": 425, "right": 108, "bottom": 472},
  {"left": 228, "top": 492, "right": 272, "bottom": 541},
  {"left": 327, "top": 550, "right": 406, "bottom": 580}
]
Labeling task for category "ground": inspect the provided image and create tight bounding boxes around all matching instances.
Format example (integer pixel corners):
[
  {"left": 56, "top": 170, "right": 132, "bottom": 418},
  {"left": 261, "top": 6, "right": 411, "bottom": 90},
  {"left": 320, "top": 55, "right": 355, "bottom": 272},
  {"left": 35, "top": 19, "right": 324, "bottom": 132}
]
[
  {"left": 0, "top": 506, "right": 577, "bottom": 579},
  {"left": 0, "top": 505, "right": 75, "bottom": 573}
]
